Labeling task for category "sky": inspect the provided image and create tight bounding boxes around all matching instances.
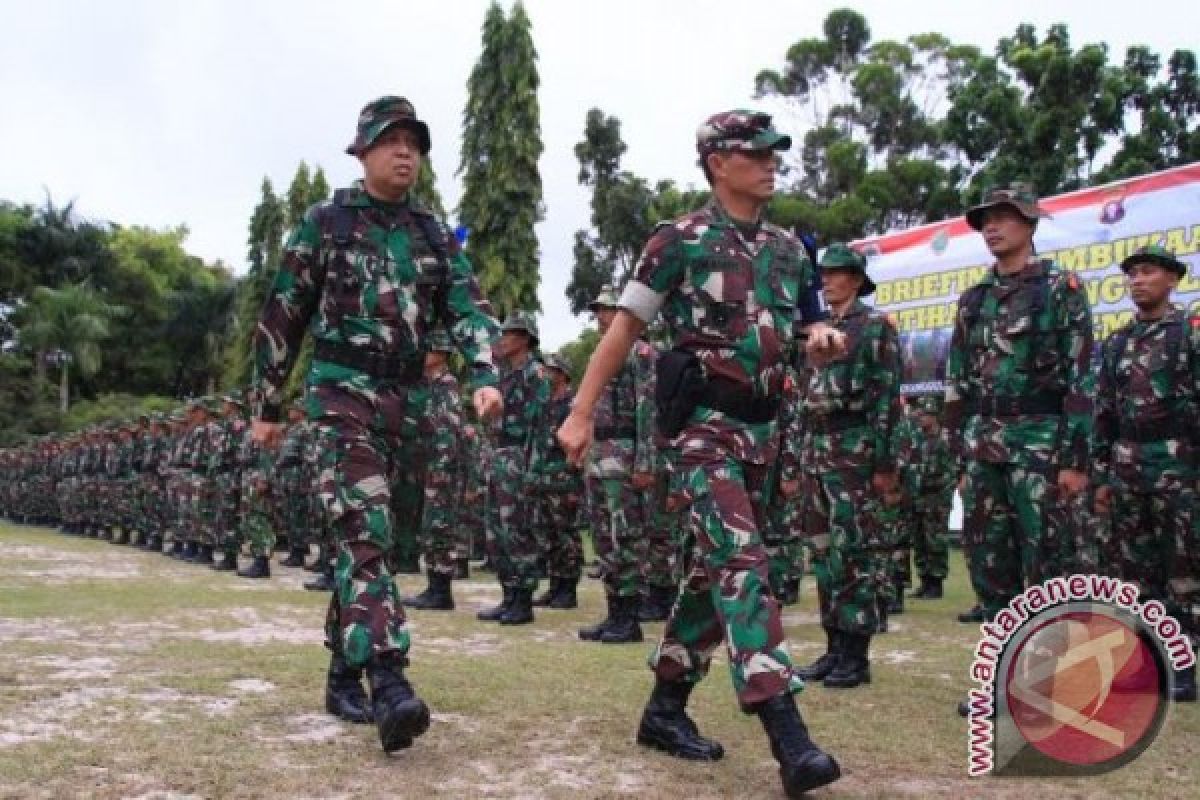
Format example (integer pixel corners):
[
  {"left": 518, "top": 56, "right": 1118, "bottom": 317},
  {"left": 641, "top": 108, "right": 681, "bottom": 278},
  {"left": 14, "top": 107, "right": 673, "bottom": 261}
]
[{"left": 1, "top": 0, "right": 1193, "bottom": 350}]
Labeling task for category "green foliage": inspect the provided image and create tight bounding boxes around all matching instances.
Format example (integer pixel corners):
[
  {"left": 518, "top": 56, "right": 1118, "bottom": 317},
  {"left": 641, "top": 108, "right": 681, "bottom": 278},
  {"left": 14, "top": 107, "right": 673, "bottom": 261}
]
[
  {"left": 224, "top": 176, "right": 286, "bottom": 387},
  {"left": 555, "top": 327, "right": 601, "bottom": 384},
  {"left": 457, "top": 1, "right": 544, "bottom": 318},
  {"left": 0, "top": 352, "right": 58, "bottom": 446},
  {"left": 412, "top": 159, "right": 448, "bottom": 221},
  {"left": 61, "top": 393, "right": 177, "bottom": 431}
]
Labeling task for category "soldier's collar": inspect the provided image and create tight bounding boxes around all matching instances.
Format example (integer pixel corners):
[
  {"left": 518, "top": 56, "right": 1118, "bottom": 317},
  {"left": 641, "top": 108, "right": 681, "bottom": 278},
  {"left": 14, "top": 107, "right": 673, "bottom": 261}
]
[{"left": 704, "top": 197, "right": 762, "bottom": 230}]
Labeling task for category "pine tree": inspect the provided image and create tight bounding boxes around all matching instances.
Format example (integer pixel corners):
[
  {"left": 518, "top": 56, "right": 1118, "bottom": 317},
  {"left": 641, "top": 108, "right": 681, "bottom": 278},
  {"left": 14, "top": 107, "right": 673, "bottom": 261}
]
[
  {"left": 457, "top": 0, "right": 544, "bottom": 318},
  {"left": 224, "top": 177, "right": 285, "bottom": 386}
]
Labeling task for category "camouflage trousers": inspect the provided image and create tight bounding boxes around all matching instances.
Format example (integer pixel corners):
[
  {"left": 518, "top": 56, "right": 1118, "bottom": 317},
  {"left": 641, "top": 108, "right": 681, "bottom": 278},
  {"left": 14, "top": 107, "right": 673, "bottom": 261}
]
[
  {"left": 585, "top": 469, "right": 650, "bottom": 599},
  {"left": 1104, "top": 485, "right": 1199, "bottom": 645},
  {"left": 315, "top": 417, "right": 412, "bottom": 669},
  {"left": 649, "top": 451, "right": 801, "bottom": 709},
  {"left": 420, "top": 462, "right": 463, "bottom": 578},
  {"left": 388, "top": 451, "right": 424, "bottom": 571},
  {"left": 488, "top": 446, "right": 539, "bottom": 591},
  {"left": 911, "top": 494, "right": 951, "bottom": 580},
  {"left": 765, "top": 487, "right": 805, "bottom": 596},
  {"left": 531, "top": 486, "right": 584, "bottom": 581},
  {"left": 961, "top": 460, "right": 1077, "bottom": 620},
  {"left": 804, "top": 462, "right": 889, "bottom": 635},
  {"left": 644, "top": 472, "right": 681, "bottom": 591},
  {"left": 214, "top": 472, "right": 242, "bottom": 555},
  {"left": 887, "top": 508, "right": 913, "bottom": 588},
  {"left": 241, "top": 473, "right": 275, "bottom": 558}
]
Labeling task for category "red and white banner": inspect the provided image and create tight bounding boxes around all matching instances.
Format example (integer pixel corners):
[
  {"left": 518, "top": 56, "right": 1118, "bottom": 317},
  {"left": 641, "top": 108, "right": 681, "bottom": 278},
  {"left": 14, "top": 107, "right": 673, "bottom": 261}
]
[{"left": 855, "top": 163, "right": 1200, "bottom": 393}]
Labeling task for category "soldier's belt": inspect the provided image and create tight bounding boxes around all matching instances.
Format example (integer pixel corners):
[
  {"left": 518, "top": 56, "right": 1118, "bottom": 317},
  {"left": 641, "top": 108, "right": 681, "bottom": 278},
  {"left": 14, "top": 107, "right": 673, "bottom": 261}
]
[
  {"left": 964, "top": 394, "right": 1063, "bottom": 417},
  {"left": 1119, "top": 418, "right": 1179, "bottom": 443},
  {"left": 697, "top": 378, "right": 779, "bottom": 425},
  {"left": 314, "top": 340, "right": 423, "bottom": 386},
  {"left": 594, "top": 424, "right": 636, "bottom": 441},
  {"left": 807, "top": 410, "right": 868, "bottom": 435}
]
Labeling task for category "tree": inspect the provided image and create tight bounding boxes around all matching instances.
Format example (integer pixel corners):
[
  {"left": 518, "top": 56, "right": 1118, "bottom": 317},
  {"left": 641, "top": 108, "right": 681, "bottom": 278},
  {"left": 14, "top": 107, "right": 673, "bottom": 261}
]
[
  {"left": 17, "top": 281, "right": 126, "bottom": 413},
  {"left": 412, "top": 158, "right": 448, "bottom": 221},
  {"left": 225, "top": 177, "right": 286, "bottom": 386},
  {"left": 457, "top": 1, "right": 544, "bottom": 318}
]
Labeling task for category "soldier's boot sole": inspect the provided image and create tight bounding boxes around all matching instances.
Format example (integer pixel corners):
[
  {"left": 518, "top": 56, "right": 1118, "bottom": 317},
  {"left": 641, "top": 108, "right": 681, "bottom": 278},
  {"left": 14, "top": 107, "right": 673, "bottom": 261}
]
[
  {"left": 636, "top": 715, "right": 724, "bottom": 761},
  {"left": 376, "top": 698, "right": 431, "bottom": 753},
  {"left": 780, "top": 751, "right": 842, "bottom": 798}
]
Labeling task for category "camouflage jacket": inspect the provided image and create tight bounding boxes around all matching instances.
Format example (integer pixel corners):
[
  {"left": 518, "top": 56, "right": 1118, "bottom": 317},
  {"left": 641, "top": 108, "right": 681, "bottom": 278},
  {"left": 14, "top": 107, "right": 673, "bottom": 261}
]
[
  {"left": 251, "top": 182, "right": 500, "bottom": 421},
  {"left": 796, "top": 299, "right": 902, "bottom": 475},
  {"left": 943, "top": 258, "right": 1094, "bottom": 470},
  {"left": 422, "top": 370, "right": 464, "bottom": 475},
  {"left": 619, "top": 199, "right": 822, "bottom": 464},
  {"left": 590, "top": 339, "right": 657, "bottom": 476},
  {"left": 493, "top": 354, "right": 551, "bottom": 466},
  {"left": 1093, "top": 304, "right": 1200, "bottom": 490},
  {"left": 532, "top": 386, "right": 583, "bottom": 492}
]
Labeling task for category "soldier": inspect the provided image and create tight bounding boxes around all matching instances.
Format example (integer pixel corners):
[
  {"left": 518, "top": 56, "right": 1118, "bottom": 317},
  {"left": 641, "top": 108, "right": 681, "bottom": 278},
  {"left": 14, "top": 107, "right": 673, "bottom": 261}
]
[
  {"left": 577, "top": 286, "right": 658, "bottom": 643},
  {"left": 944, "top": 184, "right": 1093, "bottom": 716},
  {"left": 559, "top": 110, "right": 844, "bottom": 797},
  {"left": 249, "top": 96, "right": 501, "bottom": 750},
  {"left": 907, "top": 396, "right": 955, "bottom": 600},
  {"left": 476, "top": 311, "right": 550, "bottom": 626},
  {"left": 1094, "top": 244, "right": 1198, "bottom": 702},
  {"left": 215, "top": 392, "right": 250, "bottom": 573},
  {"left": 239, "top": 400, "right": 279, "bottom": 580},
  {"left": 530, "top": 353, "right": 585, "bottom": 609},
  {"left": 405, "top": 330, "right": 465, "bottom": 611},
  {"left": 277, "top": 401, "right": 312, "bottom": 570},
  {"left": 794, "top": 244, "right": 902, "bottom": 687}
]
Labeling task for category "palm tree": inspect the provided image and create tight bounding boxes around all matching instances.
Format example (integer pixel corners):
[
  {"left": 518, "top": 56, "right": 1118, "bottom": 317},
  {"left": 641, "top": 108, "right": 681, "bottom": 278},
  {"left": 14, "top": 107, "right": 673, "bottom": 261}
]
[{"left": 19, "top": 281, "right": 126, "bottom": 413}]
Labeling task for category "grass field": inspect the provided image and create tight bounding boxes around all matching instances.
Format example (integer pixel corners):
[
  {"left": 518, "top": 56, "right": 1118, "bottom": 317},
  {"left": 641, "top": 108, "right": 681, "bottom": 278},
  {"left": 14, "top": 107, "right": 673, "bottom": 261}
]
[{"left": 0, "top": 523, "right": 1196, "bottom": 799}]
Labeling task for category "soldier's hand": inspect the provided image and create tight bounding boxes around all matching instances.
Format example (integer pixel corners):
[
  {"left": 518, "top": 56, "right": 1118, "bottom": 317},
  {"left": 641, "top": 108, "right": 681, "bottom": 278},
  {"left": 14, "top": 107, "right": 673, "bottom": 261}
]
[
  {"left": 557, "top": 411, "right": 594, "bottom": 467},
  {"left": 872, "top": 470, "right": 899, "bottom": 495},
  {"left": 1093, "top": 485, "right": 1113, "bottom": 514},
  {"left": 780, "top": 479, "right": 800, "bottom": 498},
  {"left": 1057, "top": 468, "right": 1088, "bottom": 500},
  {"left": 804, "top": 323, "right": 847, "bottom": 366},
  {"left": 472, "top": 387, "right": 503, "bottom": 421},
  {"left": 251, "top": 420, "right": 283, "bottom": 448},
  {"left": 631, "top": 471, "right": 655, "bottom": 490}
]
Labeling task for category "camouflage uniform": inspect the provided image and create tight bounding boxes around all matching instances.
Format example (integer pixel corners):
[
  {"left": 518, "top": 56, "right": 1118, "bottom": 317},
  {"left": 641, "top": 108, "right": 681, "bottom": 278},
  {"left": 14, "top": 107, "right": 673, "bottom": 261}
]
[
  {"left": 1094, "top": 246, "right": 1199, "bottom": 667},
  {"left": 767, "top": 363, "right": 807, "bottom": 604},
  {"left": 251, "top": 96, "right": 500, "bottom": 677},
  {"left": 418, "top": 346, "right": 466, "bottom": 579},
  {"left": 944, "top": 187, "right": 1094, "bottom": 621},
  {"left": 797, "top": 246, "right": 902, "bottom": 683},
  {"left": 907, "top": 397, "right": 955, "bottom": 592}
]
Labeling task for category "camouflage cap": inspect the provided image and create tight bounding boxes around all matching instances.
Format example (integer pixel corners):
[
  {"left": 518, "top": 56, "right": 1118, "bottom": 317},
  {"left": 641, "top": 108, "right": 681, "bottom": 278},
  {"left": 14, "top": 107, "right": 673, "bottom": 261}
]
[
  {"left": 1119, "top": 244, "right": 1187, "bottom": 277},
  {"left": 819, "top": 243, "right": 875, "bottom": 297},
  {"left": 501, "top": 311, "right": 539, "bottom": 345},
  {"left": 965, "top": 183, "right": 1050, "bottom": 231},
  {"left": 587, "top": 285, "right": 620, "bottom": 312},
  {"left": 345, "top": 96, "right": 431, "bottom": 156},
  {"left": 542, "top": 353, "right": 571, "bottom": 377},
  {"left": 221, "top": 389, "right": 245, "bottom": 407},
  {"left": 696, "top": 109, "right": 791, "bottom": 156},
  {"left": 426, "top": 328, "right": 455, "bottom": 353}
]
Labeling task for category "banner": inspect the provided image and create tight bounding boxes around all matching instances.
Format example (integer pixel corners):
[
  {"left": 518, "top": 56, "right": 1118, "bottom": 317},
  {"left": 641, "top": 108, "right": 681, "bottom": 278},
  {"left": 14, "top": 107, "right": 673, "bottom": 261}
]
[{"left": 855, "top": 163, "right": 1200, "bottom": 395}]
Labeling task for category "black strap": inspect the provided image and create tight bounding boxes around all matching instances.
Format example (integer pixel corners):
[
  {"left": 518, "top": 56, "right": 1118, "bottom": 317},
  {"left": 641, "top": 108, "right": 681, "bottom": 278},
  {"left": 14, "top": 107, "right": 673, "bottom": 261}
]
[
  {"left": 697, "top": 378, "right": 780, "bottom": 425},
  {"left": 313, "top": 340, "right": 423, "bottom": 385}
]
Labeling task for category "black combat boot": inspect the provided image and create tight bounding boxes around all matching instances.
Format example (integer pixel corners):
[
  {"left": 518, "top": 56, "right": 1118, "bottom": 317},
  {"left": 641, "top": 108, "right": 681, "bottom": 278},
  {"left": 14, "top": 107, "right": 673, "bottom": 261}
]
[
  {"left": 824, "top": 633, "right": 871, "bottom": 688},
  {"left": 181, "top": 541, "right": 199, "bottom": 561},
  {"left": 454, "top": 557, "right": 469, "bottom": 580},
  {"left": 796, "top": 627, "right": 841, "bottom": 681},
  {"left": 211, "top": 551, "right": 238, "bottom": 572},
  {"left": 304, "top": 545, "right": 326, "bottom": 572},
  {"left": 279, "top": 545, "right": 307, "bottom": 568},
  {"left": 755, "top": 692, "right": 841, "bottom": 797},
  {"left": 533, "top": 578, "right": 560, "bottom": 607},
  {"left": 579, "top": 593, "right": 618, "bottom": 641},
  {"left": 499, "top": 588, "right": 535, "bottom": 625},
  {"left": 325, "top": 650, "right": 373, "bottom": 724},
  {"left": 197, "top": 544, "right": 215, "bottom": 565},
  {"left": 600, "top": 594, "right": 644, "bottom": 643},
  {"left": 778, "top": 577, "right": 801, "bottom": 606},
  {"left": 958, "top": 603, "right": 984, "bottom": 623},
  {"left": 476, "top": 586, "right": 515, "bottom": 622},
  {"left": 887, "top": 578, "right": 905, "bottom": 614},
  {"left": 636, "top": 678, "right": 724, "bottom": 761},
  {"left": 238, "top": 555, "right": 271, "bottom": 579},
  {"left": 637, "top": 586, "right": 674, "bottom": 622},
  {"left": 921, "top": 577, "right": 944, "bottom": 599},
  {"left": 1173, "top": 664, "right": 1197, "bottom": 703},
  {"left": 548, "top": 575, "right": 579, "bottom": 610},
  {"left": 145, "top": 534, "right": 163, "bottom": 553},
  {"left": 366, "top": 654, "right": 431, "bottom": 753},
  {"left": 876, "top": 596, "right": 889, "bottom": 634},
  {"left": 110, "top": 529, "right": 128, "bottom": 545},
  {"left": 304, "top": 562, "right": 335, "bottom": 591},
  {"left": 166, "top": 539, "right": 183, "bottom": 558},
  {"left": 99, "top": 526, "right": 113, "bottom": 541},
  {"left": 405, "top": 570, "right": 454, "bottom": 611}
]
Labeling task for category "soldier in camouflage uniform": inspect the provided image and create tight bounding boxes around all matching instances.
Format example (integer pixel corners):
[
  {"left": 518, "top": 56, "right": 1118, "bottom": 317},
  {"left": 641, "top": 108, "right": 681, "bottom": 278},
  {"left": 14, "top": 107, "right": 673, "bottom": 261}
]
[
  {"left": 530, "top": 354, "right": 585, "bottom": 610},
  {"left": 460, "top": 422, "right": 487, "bottom": 561},
  {"left": 405, "top": 330, "right": 465, "bottom": 610},
  {"left": 476, "top": 311, "right": 550, "bottom": 626},
  {"left": 907, "top": 396, "right": 955, "bottom": 599},
  {"left": 239, "top": 399, "right": 279, "bottom": 579},
  {"left": 883, "top": 397, "right": 920, "bottom": 617},
  {"left": 1094, "top": 244, "right": 1198, "bottom": 702},
  {"left": 794, "top": 244, "right": 902, "bottom": 687},
  {"left": 250, "top": 96, "right": 501, "bottom": 750},
  {"left": 559, "top": 110, "right": 843, "bottom": 797},
  {"left": 213, "top": 392, "right": 249, "bottom": 572},
  {"left": 767, "top": 357, "right": 807, "bottom": 606},
  {"left": 945, "top": 185, "right": 1094, "bottom": 716},
  {"left": 577, "top": 286, "right": 658, "bottom": 643}
]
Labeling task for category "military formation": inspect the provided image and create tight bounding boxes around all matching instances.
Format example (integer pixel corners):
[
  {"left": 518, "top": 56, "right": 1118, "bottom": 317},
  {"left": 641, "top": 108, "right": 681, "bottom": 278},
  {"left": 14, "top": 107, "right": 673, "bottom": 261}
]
[{"left": 2, "top": 98, "right": 1197, "bottom": 800}]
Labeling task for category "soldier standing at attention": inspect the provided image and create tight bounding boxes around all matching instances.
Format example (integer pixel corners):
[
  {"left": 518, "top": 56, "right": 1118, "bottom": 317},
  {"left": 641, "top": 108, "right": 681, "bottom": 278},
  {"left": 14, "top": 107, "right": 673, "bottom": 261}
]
[
  {"left": 1093, "top": 245, "right": 1198, "bottom": 702},
  {"left": 577, "top": 286, "right": 658, "bottom": 644},
  {"left": 944, "top": 185, "right": 1093, "bottom": 716},
  {"left": 559, "top": 110, "right": 845, "bottom": 798},
  {"left": 795, "top": 245, "right": 902, "bottom": 687},
  {"left": 907, "top": 396, "right": 955, "bottom": 600},
  {"left": 475, "top": 312, "right": 550, "bottom": 626},
  {"left": 249, "top": 96, "right": 502, "bottom": 753}
]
